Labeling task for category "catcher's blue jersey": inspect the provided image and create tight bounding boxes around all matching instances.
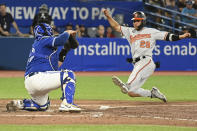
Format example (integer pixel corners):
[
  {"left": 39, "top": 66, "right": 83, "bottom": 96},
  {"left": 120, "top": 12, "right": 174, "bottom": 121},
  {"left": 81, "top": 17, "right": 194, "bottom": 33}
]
[{"left": 25, "top": 32, "right": 69, "bottom": 76}]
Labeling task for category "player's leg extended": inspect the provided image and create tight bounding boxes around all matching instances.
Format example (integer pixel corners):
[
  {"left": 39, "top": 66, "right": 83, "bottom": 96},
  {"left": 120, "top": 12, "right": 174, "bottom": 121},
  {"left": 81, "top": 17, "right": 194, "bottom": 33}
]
[
  {"left": 112, "top": 76, "right": 128, "bottom": 94},
  {"left": 112, "top": 58, "right": 153, "bottom": 97},
  {"left": 59, "top": 70, "right": 81, "bottom": 112},
  {"left": 126, "top": 58, "right": 154, "bottom": 97},
  {"left": 112, "top": 74, "right": 149, "bottom": 97},
  {"left": 112, "top": 58, "right": 153, "bottom": 96},
  {"left": 127, "top": 58, "right": 167, "bottom": 102}
]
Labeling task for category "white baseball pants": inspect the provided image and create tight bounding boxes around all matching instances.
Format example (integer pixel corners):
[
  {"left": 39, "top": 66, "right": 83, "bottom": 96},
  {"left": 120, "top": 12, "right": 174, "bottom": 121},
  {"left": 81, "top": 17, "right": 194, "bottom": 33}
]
[
  {"left": 24, "top": 71, "right": 62, "bottom": 105},
  {"left": 127, "top": 57, "right": 156, "bottom": 97}
]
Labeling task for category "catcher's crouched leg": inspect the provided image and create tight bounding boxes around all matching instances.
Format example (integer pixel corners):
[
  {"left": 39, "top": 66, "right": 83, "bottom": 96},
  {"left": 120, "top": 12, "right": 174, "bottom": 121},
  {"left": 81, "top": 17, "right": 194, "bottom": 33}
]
[
  {"left": 6, "top": 99, "right": 50, "bottom": 112},
  {"left": 59, "top": 70, "right": 81, "bottom": 112}
]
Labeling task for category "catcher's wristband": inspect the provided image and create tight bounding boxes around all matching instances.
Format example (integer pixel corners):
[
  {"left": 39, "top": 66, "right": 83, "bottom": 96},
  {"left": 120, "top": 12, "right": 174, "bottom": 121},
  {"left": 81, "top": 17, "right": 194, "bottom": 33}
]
[{"left": 59, "top": 48, "right": 70, "bottom": 62}]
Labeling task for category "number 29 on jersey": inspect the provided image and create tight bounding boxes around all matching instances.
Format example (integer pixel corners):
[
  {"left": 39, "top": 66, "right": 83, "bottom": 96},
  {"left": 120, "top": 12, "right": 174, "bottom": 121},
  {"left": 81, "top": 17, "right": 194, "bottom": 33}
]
[{"left": 140, "top": 40, "right": 150, "bottom": 48}]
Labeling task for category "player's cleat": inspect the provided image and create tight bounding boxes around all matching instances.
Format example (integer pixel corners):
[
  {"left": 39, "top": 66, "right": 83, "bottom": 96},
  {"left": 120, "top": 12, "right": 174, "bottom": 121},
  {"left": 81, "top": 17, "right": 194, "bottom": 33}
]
[
  {"left": 112, "top": 76, "right": 128, "bottom": 94},
  {"left": 23, "top": 99, "right": 50, "bottom": 111},
  {"left": 6, "top": 100, "right": 24, "bottom": 112},
  {"left": 151, "top": 87, "right": 167, "bottom": 102},
  {"left": 59, "top": 100, "right": 81, "bottom": 112}
]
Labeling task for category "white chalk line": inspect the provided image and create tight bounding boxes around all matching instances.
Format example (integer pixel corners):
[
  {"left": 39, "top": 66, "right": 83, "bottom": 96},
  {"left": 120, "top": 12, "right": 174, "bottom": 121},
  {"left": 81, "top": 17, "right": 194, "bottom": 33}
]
[
  {"left": 1, "top": 114, "right": 197, "bottom": 122},
  {"left": 122, "top": 115, "right": 197, "bottom": 122},
  {"left": 0, "top": 114, "right": 84, "bottom": 118},
  {"left": 51, "top": 104, "right": 197, "bottom": 108},
  {"left": 0, "top": 111, "right": 104, "bottom": 118}
]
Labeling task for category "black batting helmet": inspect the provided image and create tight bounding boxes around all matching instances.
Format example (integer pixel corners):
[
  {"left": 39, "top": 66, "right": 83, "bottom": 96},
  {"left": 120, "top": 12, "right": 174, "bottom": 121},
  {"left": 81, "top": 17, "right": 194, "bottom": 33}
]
[{"left": 132, "top": 11, "right": 146, "bottom": 30}]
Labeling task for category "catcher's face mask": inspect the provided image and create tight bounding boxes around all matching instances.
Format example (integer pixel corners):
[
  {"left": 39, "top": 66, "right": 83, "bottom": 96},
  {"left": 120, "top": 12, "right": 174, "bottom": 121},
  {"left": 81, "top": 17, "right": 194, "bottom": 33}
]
[{"left": 34, "top": 23, "right": 53, "bottom": 40}]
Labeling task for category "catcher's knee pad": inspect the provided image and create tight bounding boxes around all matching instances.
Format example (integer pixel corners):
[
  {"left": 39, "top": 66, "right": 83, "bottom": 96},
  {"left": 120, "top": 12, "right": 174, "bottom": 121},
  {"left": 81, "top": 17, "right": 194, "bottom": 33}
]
[
  {"left": 23, "top": 99, "right": 50, "bottom": 111},
  {"left": 60, "top": 70, "right": 75, "bottom": 85}
]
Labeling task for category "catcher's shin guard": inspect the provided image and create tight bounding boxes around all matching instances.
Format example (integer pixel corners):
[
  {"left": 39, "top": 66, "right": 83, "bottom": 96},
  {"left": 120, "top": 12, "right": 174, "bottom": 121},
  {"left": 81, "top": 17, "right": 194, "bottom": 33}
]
[
  {"left": 60, "top": 70, "right": 76, "bottom": 104},
  {"left": 23, "top": 99, "right": 50, "bottom": 111}
]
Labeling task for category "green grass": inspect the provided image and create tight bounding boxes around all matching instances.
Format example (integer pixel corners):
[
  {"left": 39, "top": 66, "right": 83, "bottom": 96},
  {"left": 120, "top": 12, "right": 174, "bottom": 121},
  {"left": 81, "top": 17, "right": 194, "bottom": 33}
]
[
  {"left": 0, "top": 125, "right": 196, "bottom": 131},
  {"left": 0, "top": 75, "right": 197, "bottom": 130},
  {"left": 0, "top": 75, "right": 196, "bottom": 101}
]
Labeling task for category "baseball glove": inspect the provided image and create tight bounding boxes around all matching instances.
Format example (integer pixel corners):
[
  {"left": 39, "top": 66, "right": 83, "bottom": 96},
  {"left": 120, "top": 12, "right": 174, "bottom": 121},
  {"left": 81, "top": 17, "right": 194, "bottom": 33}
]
[
  {"left": 59, "top": 35, "right": 79, "bottom": 62},
  {"left": 68, "top": 35, "right": 79, "bottom": 49}
]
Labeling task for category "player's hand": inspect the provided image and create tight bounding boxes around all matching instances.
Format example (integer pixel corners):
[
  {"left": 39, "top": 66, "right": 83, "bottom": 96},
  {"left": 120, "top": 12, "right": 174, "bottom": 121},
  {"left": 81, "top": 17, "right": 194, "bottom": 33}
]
[
  {"left": 66, "top": 30, "right": 77, "bottom": 36},
  {"left": 179, "top": 32, "right": 191, "bottom": 39},
  {"left": 103, "top": 9, "right": 111, "bottom": 18},
  {"left": 126, "top": 58, "right": 133, "bottom": 63}
]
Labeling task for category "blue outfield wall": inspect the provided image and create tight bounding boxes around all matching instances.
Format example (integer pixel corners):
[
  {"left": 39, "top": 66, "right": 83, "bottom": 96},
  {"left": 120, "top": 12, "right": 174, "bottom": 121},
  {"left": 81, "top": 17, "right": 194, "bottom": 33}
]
[{"left": 0, "top": 38, "right": 197, "bottom": 71}]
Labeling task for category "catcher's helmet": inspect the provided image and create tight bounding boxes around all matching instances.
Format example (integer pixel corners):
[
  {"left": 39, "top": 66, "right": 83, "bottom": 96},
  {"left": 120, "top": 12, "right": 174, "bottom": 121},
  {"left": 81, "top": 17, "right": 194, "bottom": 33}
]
[
  {"left": 132, "top": 11, "right": 146, "bottom": 30},
  {"left": 34, "top": 23, "right": 53, "bottom": 40}
]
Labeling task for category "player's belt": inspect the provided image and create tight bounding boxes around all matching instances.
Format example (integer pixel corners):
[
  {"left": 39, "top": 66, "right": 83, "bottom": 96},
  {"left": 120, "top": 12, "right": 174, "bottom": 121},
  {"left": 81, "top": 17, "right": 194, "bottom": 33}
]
[
  {"left": 133, "top": 56, "right": 146, "bottom": 63},
  {"left": 126, "top": 56, "right": 149, "bottom": 64},
  {"left": 127, "top": 56, "right": 160, "bottom": 68},
  {"left": 133, "top": 56, "right": 150, "bottom": 64},
  {"left": 25, "top": 72, "right": 39, "bottom": 79}
]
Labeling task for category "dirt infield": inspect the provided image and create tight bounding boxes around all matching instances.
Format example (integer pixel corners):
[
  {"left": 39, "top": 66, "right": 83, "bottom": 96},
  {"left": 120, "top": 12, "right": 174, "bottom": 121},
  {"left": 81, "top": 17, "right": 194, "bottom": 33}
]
[
  {"left": 0, "top": 71, "right": 197, "bottom": 127},
  {"left": 0, "top": 100, "right": 197, "bottom": 127}
]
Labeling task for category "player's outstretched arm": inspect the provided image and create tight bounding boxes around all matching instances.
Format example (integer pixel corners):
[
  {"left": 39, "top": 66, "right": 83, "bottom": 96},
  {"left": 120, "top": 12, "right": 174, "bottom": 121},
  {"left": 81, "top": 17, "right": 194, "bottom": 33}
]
[
  {"left": 179, "top": 32, "right": 191, "bottom": 39},
  {"left": 103, "top": 9, "right": 121, "bottom": 33},
  {"left": 165, "top": 32, "right": 191, "bottom": 41}
]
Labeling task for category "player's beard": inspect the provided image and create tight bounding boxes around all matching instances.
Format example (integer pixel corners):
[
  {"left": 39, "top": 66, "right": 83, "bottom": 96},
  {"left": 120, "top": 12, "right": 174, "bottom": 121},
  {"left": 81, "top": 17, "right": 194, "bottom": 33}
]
[{"left": 136, "top": 23, "right": 144, "bottom": 31}]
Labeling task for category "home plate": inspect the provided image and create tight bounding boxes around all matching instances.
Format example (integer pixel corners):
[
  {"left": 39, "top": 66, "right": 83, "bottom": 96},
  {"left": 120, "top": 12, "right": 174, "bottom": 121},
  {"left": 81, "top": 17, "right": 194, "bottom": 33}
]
[
  {"left": 92, "top": 112, "right": 104, "bottom": 118},
  {"left": 99, "top": 105, "right": 110, "bottom": 110}
]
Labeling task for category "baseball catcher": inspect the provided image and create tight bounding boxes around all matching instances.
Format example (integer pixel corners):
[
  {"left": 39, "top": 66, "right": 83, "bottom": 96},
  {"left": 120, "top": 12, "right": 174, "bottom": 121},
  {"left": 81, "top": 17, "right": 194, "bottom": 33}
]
[
  {"left": 103, "top": 10, "right": 191, "bottom": 102},
  {"left": 6, "top": 23, "right": 81, "bottom": 112}
]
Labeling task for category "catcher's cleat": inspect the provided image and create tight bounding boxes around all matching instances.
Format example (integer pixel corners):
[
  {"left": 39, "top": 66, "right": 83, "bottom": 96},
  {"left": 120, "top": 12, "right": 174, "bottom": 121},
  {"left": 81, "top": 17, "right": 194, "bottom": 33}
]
[
  {"left": 6, "top": 100, "right": 24, "bottom": 112},
  {"left": 59, "top": 100, "right": 81, "bottom": 112},
  {"left": 151, "top": 87, "right": 167, "bottom": 102},
  {"left": 22, "top": 99, "right": 50, "bottom": 111},
  {"left": 112, "top": 76, "right": 128, "bottom": 94}
]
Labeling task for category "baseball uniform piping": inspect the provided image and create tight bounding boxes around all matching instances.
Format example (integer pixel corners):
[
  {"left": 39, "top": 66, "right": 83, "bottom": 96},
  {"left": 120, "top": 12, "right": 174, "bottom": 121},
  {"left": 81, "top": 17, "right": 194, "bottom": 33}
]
[
  {"left": 128, "top": 59, "right": 151, "bottom": 85},
  {"left": 120, "top": 26, "right": 123, "bottom": 36}
]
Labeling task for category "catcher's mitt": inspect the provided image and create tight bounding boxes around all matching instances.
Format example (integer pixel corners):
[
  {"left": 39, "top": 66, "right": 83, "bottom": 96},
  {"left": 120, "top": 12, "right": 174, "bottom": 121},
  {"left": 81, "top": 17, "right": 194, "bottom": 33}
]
[
  {"left": 59, "top": 35, "right": 79, "bottom": 62},
  {"left": 68, "top": 35, "right": 79, "bottom": 49}
]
